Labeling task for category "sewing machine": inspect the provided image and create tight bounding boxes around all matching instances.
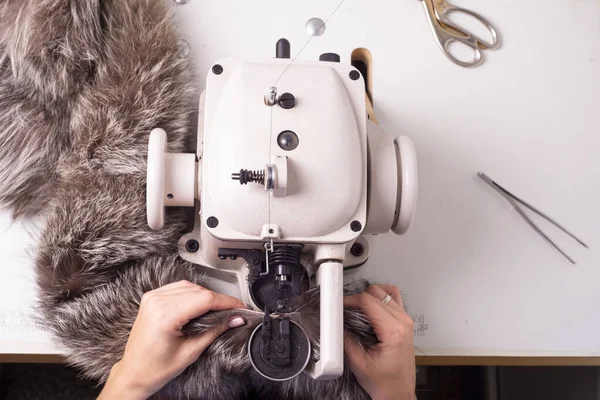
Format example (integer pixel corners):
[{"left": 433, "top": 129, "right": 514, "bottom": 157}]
[{"left": 146, "top": 39, "right": 418, "bottom": 381}]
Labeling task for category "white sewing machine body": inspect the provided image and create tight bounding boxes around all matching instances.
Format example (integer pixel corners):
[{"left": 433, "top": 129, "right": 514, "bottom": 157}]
[{"left": 147, "top": 49, "right": 417, "bottom": 381}]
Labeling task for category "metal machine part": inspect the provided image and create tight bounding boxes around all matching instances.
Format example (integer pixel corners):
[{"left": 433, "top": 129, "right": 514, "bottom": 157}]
[
  {"left": 146, "top": 38, "right": 418, "bottom": 381},
  {"left": 265, "top": 86, "right": 278, "bottom": 107},
  {"left": 218, "top": 245, "right": 310, "bottom": 313},
  {"left": 221, "top": 244, "right": 312, "bottom": 381},
  {"left": 248, "top": 317, "right": 311, "bottom": 381},
  {"left": 305, "top": 17, "right": 327, "bottom": 37},
  {"left": 231, "top": 169, "right": 266, "bottom": 186},
  {"left": 251, "top": 245, "right": 308, "bottom": 313}
]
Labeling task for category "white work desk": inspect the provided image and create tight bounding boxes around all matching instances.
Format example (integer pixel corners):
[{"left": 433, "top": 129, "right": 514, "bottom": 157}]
[{"left": 1, "top": 0, "right": 599, "bottom": 364}]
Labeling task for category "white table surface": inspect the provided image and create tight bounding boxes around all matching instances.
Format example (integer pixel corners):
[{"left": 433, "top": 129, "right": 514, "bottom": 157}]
[{"left": 1, "top": 0, "right": 599, "bottom": 358}]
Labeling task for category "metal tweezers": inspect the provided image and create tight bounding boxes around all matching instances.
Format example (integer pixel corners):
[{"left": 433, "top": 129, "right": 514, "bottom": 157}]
[{"left": 478, "top": 172, "right": 588, "bottom": 264}]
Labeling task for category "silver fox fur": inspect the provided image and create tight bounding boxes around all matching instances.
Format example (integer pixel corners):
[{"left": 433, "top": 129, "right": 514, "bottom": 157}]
[{"left": 0, "top": 1, "right": 380, "bottom": 399}]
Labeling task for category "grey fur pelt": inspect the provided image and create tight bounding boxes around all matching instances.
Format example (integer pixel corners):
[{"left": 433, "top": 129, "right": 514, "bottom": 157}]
[{"left": 0, "top": 1, "right": 377, "bottom": 399}]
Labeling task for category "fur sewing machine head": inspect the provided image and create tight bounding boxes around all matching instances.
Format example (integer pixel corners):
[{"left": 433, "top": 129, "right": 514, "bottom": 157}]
[{"left": 145, "top": 39, "right": 418, "bottom": 382}]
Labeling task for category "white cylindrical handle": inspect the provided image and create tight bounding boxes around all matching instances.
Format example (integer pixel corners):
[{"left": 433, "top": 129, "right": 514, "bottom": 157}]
[
  {"left": 364, "top": 121, "right": 398, "bottom": 234},
  {"left": 165, "top": 153, "right": 197, "bottom": 207},
  {"left": 271, "top": 155, "right": 288, "bottom": 197},
  {"left": 309, "top": 261, "right": 344, "bottom": 380},
  {"left": 147, "top": 129, "right": 167, "bottom": 230},
  {"left": 147, "top": 129, "right": 197, "bottom": 231}
]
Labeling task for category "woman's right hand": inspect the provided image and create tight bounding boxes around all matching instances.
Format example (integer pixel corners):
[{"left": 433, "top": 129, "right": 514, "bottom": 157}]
[
  {"left": 344, "top": 284, "right": 416, "bottom": 400},
  {"left": 98, "top": 280, "right": 247, "bottom": 400}
]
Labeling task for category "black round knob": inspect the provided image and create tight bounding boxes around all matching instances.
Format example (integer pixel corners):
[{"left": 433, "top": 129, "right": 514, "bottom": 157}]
[
  {"left": 350, "top": 220, "right": 363, "bottom": 232},
  {"left": 185, "top": 240, "right": 200, "bottom": 253},
  {"left": 319, "top": 53, "right": 341, "bottom": 63},
  {"left": 277, "top": 130, "right": 299, "bottom": 151},
  {"left": 350, "top": 243, "right": 365, "bottom": 257},
  {"left": 276, "top": 39, "right": 291, "bottom": 59},
  {"left": 279, "top": 93, "right": 296, "bottom": 109},
  {"left": 206, "top": 216, "right": 219, "bottom": 228},
  {"left": 212, "top": 64, "right": 223, "bottom": 75}
]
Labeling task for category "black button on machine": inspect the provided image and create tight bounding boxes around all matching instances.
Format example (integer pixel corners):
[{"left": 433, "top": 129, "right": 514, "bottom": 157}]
[{"left": 319, "top": 53, "right": 341, "bottom": 62}]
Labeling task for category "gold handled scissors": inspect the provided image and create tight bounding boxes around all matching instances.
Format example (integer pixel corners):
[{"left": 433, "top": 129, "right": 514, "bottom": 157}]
[{"left": 420, "top": 0, "right": 500, "bottom": 68}]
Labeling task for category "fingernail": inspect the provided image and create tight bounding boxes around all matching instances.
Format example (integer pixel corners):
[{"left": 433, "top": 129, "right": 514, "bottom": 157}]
[{"left": 228, "top": 317, "right": 246, "bottom": 328}]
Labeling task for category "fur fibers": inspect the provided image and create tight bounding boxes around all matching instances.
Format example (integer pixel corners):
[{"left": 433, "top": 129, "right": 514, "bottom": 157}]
[{"left": 0, "top": 1, "right": 378, "bottom": 399}]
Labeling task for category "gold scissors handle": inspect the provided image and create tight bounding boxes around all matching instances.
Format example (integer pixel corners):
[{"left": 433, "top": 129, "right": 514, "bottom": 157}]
[{"left": 420, "top": 0, "right": 500, "bottom": 68}]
